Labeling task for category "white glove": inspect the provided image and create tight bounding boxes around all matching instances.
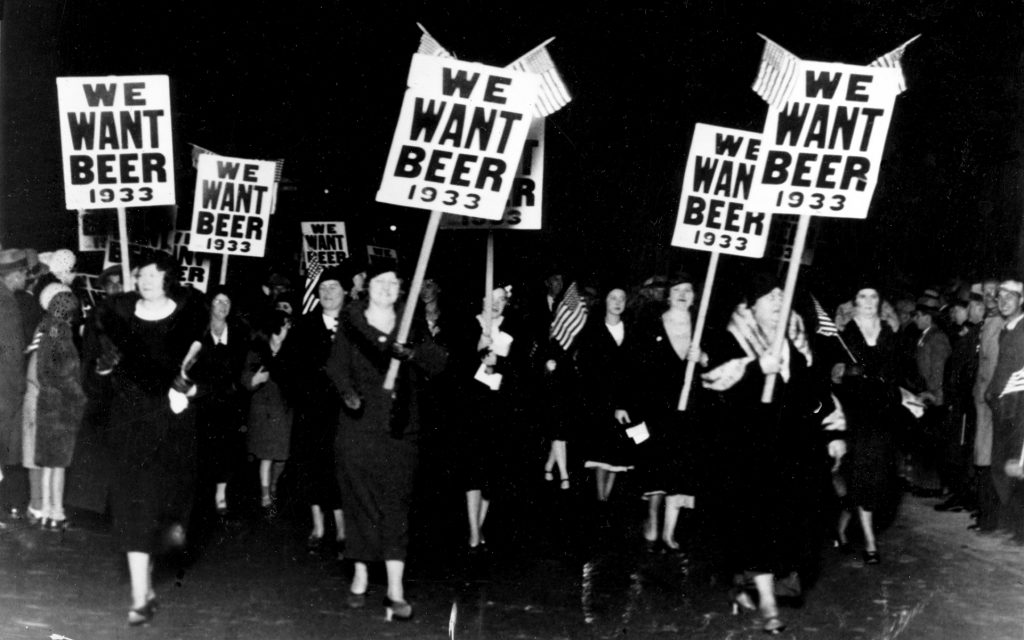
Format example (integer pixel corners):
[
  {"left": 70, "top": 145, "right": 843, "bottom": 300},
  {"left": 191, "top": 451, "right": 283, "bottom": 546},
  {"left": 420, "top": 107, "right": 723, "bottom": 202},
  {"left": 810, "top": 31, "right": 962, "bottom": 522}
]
[{"left": 168, "top": 388, "right": 189, "bottom": 415}]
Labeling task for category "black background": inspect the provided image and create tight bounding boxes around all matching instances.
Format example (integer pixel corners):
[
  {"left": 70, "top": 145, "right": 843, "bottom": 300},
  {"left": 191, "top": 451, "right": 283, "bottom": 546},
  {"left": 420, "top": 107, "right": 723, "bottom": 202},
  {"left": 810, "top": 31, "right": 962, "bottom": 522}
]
[{"left": 2, "top": 0, "right": 1022, "bottom": 303}]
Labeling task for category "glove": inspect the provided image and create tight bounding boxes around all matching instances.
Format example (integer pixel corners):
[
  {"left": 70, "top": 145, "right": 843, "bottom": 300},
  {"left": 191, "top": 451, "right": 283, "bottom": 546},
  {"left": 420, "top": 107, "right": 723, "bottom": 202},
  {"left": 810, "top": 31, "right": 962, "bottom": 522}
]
[
  {"left": 390, "top": 342, "right": 413, "bottom": 362},
  {"left": 96, "top": 344, "right": 122, "bottom": 374},
  {"left": 168, "top": 388, "right": 189, "bottom": 415}
]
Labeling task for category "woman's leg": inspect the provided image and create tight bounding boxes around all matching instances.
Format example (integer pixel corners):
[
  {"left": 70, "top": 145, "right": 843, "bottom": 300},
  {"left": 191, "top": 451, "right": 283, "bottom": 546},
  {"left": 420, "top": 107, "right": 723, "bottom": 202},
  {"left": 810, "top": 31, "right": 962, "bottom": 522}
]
[
  {"left": 270, "top": 461, "right": 285, "bottom": 500},
  {"left": 544, "top": 444, "right": 556, "bottom": 477},
  {"left": 385, "top": 559, "right": 406, "bottom": 602},
  {"left": 310, "top": 504, "right": 325, "bottom": 538},
  {"left": 28, "top": 467, "right": 43, "bottom": 517},
  {"left": 51, "top": 467, "right": 66, "bottom": 522},
  {"left": 466, "top": 489, "right": 483, "bottom": 547},
  {"left": 595, "top": 468, "right": 608, "bottom": 501},
  {"left": 259, "top": 460, "right": 272, "bottom": 506},
  {"left": 40, "top": 467, "right": 53, "bottom": 521},
  {"left": 350, "top": 560, "right": 368, "bottom": 595},
  {"left": 127, "top": 551, "right": 151, "bottom": 610},
  {"left": 332, "top": 508, "right": 345, "bottom": 541},
  {"left": 858, "top": 507, "right": 877, "bottom": 553},
  {"left": 603, "top": 471, "right": 617, "bottom": 500},
  {"left": 553, "top": 440, "right": 569, "bottom": 486},
  {"left": 837, "top": 507, "right": 852, "bottom": 544},
  {"left": 662, "top": 494, "right": 682, "bottom": 549},
  {"left": 752, "top": 572, "right": 782, "bottom": 628},
  {"left": 643, "top": 494, "right": 662, "bottom": 542},
  {"left": 214, "top": 482, "right": 227, "bottom": 511}
]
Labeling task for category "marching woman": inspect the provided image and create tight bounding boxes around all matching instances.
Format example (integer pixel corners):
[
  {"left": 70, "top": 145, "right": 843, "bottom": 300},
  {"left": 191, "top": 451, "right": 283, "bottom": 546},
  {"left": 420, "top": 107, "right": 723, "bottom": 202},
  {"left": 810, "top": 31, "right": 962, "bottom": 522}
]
[
  {"left": 635, "top": 271, "right": 707, "bottom": 551},
  {"left": 95, "top": 254, "right": 206, "bottom": 626},
  {"left": 461, "top": 285, "right": 530, "bottom": 549},
  {"left": 244, "top": 310, "right": 297, "bottom": 516},
  {"left": 327, "top": 262, "right": 447, "bottom": 621},
  {"left": 189, "top": 286, "right": 249, "bottom": 521},
  {"left": 831, "top": 285, "right": 902, "bottom": 564},
  {"left": 289, "top": 267, "right": 349, "bottom": 556},
  {"left": 579, "top": 285, "right": 641, "bottom": 502},
  {"left": 701, "top": 271, "right": 845, "bottom": 634},
  {"left": 27, "top": 283, "right": 87, "bottom": 530}
]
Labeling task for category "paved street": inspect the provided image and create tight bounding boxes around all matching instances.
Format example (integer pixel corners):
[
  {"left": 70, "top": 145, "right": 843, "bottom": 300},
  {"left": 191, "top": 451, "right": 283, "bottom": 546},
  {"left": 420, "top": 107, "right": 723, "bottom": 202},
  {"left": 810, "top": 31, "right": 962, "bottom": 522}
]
[{"left": 1, "top": 476, "right": 1023, "bottom": 640}]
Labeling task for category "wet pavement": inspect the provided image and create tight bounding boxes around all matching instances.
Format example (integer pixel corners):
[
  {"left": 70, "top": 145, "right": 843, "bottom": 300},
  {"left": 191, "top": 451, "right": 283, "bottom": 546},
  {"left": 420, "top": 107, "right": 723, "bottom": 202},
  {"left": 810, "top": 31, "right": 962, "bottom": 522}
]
[{"left": 1, "top": 468, "right": 1023, "bottom": 640}]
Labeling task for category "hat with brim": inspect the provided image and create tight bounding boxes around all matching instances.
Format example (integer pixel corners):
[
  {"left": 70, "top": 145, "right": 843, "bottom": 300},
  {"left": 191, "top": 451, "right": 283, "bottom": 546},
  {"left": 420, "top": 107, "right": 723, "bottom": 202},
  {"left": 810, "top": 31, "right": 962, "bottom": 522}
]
[
  {"left": 999, "top": 280, "right": 1024, "bottom": 296},
  {"left": 0, "top": 249, "right": 27, "bottom": 274}
]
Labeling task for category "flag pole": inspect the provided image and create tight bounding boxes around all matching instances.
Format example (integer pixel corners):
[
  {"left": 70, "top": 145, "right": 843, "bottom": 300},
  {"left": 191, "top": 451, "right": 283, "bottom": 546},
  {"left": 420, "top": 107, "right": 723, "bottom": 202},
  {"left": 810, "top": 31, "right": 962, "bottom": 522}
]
[
  {"left": 761, "top": 214, "right": 811, "bottom": 403},
  {"left": 117, "top": 207, "right": 131, "bottom": 291},
  {"left": 220, "top": 255, "right": 229, "bottom": 285},
  {"left": 513, "top": 37, "right": 557, "bottom": 62},
  {"left": 484, "top": 231, "right": 494, "bottom": 335},
  {"left": 679, "top": 251, "right": 719, "bottom": 411},
  {"left": 383, "top": 209, "right": 442, "bottom": 391}
]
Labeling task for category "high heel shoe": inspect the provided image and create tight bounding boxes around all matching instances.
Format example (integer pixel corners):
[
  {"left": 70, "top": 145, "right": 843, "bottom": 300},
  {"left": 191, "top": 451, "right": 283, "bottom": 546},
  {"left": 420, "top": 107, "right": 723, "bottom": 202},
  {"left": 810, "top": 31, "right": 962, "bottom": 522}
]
[
  {"left": 346, "top": 591, "right": 366, "bottom": 609},
  {"left": 728, "top": 588, "right": 756, "bottom": 615},
  {"left": 544, "top": 470, "right": 554, "bottom": 482},
  {"left": 384, "top": 598, "right": 413, "bottom": 622},
  {"left": 763, "top": 615, "right": 786, "bottom": 634},
  {"left": 863, "top": 549, "right": 881, "bottom": 565},
  {"left": 559, "top": 478, "right": 570, "bottom": 490},
  {"left": 127, "top": 598, "right": 157, "bottom": 626}
]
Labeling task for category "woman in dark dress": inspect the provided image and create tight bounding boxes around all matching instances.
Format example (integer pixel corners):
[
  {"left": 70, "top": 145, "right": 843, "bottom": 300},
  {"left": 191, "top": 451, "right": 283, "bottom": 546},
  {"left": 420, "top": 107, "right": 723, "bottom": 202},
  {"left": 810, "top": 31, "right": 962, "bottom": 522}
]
[
  {"left": 289, "top": 267, "right": 348, "bottom": 554},
  {"left": 189, "top": 286, "right": 249, "bottom": 519},
  {"left": 831, "top": 286, "right": 901, "bottom": 564},
  {"left": 244, "top": 310, "right": 296, "bottom": 514},
  {"left": 96, "top": 254, "right": 205, "bottom": 626},
  {"left": 461, "top": 285, "right": 529, "bottom": 548},
  {"left": 636, "top": 272, "right": 706, "bottom": 551},
  {"left": 701, "top": 272, "right": 845, "bottom": 634},
  {"left": 580, "top": 285, "right": 640, "bottom": 501},
  {"left": 327, "top": 264, "right": 447, "bottom": 621}
]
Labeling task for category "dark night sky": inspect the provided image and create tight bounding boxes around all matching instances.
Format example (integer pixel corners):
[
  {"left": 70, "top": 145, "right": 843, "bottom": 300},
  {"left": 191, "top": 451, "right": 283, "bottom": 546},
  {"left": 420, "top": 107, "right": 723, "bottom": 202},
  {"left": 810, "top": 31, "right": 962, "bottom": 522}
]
[{"left": 2, "top": 0, "right": 1023, "bottom": 301}]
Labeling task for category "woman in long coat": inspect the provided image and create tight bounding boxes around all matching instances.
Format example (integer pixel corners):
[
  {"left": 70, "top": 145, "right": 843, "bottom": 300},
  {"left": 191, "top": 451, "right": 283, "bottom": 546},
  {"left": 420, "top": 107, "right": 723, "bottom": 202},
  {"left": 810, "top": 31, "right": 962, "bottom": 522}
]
[
  {"left": 460, "top": 285, "right": 530, "bottom": 548},
  {"left": 831, "top": 286, "right": 901, "bottom": 563},
  {"left": 701, "top": 272, "right": 845, "bottom": 634},
  {"left": 635, "top": 272, "right": 706, "bottom": 551},
  {"left": 579, "top": 285, "right": 641, "bottom": 502},
  {"left": 30, "top": 285, "right": 87, "bottom": 529},
  {"left": 244, "top": 310, "right": 296, "bottom": 513},
  {"left": 327, "top": 264, "right": 446, "bottom": 621},
  {"left": 189, "top": 286, "right": 249, "bottom": 519},
  {"left": 97, "top": 254, "right": 206, "bottom": 626}
]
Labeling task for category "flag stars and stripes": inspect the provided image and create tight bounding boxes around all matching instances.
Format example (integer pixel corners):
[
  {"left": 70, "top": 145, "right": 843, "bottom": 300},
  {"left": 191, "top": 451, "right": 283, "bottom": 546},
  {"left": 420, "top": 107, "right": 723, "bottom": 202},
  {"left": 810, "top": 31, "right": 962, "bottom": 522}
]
[
  {"left": 302, "top": 254, "right": 324, "bottom": 315},
  {"left": 550, "top": 281, "right": 588, "bottom": 350}
]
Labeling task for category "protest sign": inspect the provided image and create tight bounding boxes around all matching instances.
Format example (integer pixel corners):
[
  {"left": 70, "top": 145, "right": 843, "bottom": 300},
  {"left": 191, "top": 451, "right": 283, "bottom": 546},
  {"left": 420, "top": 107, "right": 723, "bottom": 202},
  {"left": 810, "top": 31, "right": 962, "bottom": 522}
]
[
  {"left": 301, "top": 222, "right": 349, "bottom": 270},
  {"left": 170, "top": 230, "right": 211, "bottom": 292},
  {"left": 104, "top": 230, "right": 172, "bottom": 269},
  {"left": 188, "top": 154, "right": 275, "bottom": 257},
  {"left": 749, "top": 61, "right": 900, "bottom": 219},
  {"left": 56, "top": 75, "right": 176, "bottom": 210},
  {"left": 367, "top": 245, "right": 398, "bottom": 264},
  {"left": 671, "top": 124, "right": 771, "bottom": 258},
  {"left": 440, "top": 117, "right": 545, "bottom": 230},
  {"left": 77, "top": 209, "right": 116, "bottom": 252},
  {"left": 376, "top": 54, "right": 539, "bottom": 220}
]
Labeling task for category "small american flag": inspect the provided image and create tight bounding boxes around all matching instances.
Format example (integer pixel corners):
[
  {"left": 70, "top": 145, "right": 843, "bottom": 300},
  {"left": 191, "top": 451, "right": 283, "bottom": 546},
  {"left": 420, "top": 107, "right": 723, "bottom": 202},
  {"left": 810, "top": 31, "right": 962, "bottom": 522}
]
[
  {"left": 550, "top": 281, "right": 588, "bottom": 350},
  {"left": 507, "top": 38, "right": 572, "bottom": 118},
  {"left": 868, "top": 34, "right": 920, "bottom": 94},
  {"left": 811, "top": 295, "right": 839, "bottom": 337},
  {"left": 1000, "top": 365, "right": 1024, "bottom": 397},
  {"left": 302, "top": 254, "right": 324, "bottom": 315},
  {"left": 751, "top": 34, "right": 800, "bottom": 112},
  {"left": 417, "top": 23, "right": 455, "bottom": 59},
  {"left": 190, "top": 143, "right": 216, "bottom": 169}
]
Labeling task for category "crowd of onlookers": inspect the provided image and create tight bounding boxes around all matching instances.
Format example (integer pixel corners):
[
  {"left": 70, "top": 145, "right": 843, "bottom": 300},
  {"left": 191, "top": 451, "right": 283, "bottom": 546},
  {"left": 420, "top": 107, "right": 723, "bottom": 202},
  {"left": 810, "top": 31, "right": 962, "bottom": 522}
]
[{"left": 2, "top": 243, "right": 1024, "bottom": 632}]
